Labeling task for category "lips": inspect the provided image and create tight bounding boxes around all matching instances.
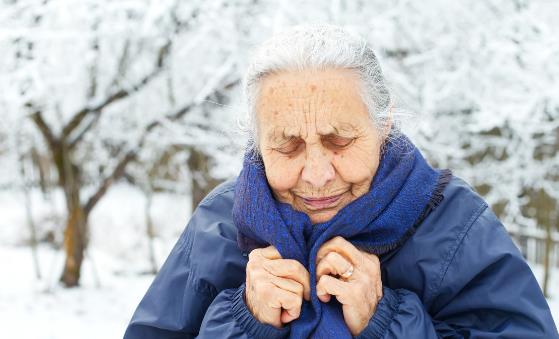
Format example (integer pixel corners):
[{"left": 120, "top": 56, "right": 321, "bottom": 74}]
[{"left": 301, "top": 193, "right": 344, "bottom": 210}]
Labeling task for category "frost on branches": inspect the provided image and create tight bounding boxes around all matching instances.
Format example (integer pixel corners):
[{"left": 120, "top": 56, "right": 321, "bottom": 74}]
[{"left": 0, "top": 0, "right": 557, "bottom": 289}]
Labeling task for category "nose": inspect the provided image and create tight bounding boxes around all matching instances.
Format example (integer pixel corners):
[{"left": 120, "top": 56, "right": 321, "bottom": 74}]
[{"left": 301, "top": 147, "right": 335, "bottom": 188}]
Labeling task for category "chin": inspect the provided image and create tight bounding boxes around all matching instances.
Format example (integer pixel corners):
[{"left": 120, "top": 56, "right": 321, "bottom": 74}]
[{"left": 309, "top": 210, "right": 338, "bottom": 224}]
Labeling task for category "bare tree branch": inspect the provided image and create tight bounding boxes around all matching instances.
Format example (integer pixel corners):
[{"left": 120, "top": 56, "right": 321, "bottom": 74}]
[
  {"left": 82, "top": 76, "right": 240, "bottom": 215},
  {"left": 108, "top": 39, "right": 131, "bottom": 91},
  {"left": 62, "top": 40, "right": 173, "bottom": 143},
  {"left": 60, "top": 6, "right": 202, "bottom": 146},
  {"left": 67, "top": 112, "right": 101, "bottom": 150},
  {"left": 29, "top": 110, "right": 57, "bottom": 151},
  {"left": 62, "top": 66, "right": 163, "bottom": 140},
  {"left": 83, "top": 149, "right": 136, "bottom": 216}
]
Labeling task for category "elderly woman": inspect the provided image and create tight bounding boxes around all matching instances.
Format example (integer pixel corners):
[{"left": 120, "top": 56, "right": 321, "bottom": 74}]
[{"left": 124, "top": 25, "right": 558, "bottom": 338}]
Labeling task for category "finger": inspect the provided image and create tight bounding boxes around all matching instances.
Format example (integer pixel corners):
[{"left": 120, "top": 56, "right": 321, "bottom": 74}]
[
  {"left": 316, "top": 274, "right": 351, "bottom": 304},
  {"left": 316, "top": 251, "right": 353, "bottom": 279},
  {"left": 362, "top": 252, "right": 382, "bottom": 288},
  {"left": 376, "top": 278, "right": 383, "bottom": 301},
  {"left": 248, "top": 246, "right": 282, "bottom": 268},
  {"left": 259, "top": 245, "right": 283, "bottom": 260},
  {"left": 263, "top": 259, "right": 311, "bottom": 301},
  {"left": 270, "top": 275, "right": 304, "bottom": 300},
  {"left": 317, "top": 236, "right": 362, "bottom": 267},
  {"left": 281, "top": 308, "right": 298, "bottom": 324},
  {"left": 266, "top": 286, "right": 302, "bottom": 323}
]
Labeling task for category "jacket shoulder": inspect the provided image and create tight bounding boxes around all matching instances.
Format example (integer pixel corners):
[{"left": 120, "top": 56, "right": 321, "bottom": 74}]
[
  {"left": 198, "top": 177, "right": 237, "bottom": 206},
  {"left": 184, "top": 176, "right": 246, "bottom": 295},
  {"left": 382, "top": 176, "right": 490, "bottom": 303}
]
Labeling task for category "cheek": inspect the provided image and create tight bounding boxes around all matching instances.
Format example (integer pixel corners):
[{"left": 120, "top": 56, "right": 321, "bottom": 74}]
[
  {"left": 263, "top": 155, "right": 303, "bottom": 192},
  {"left": 333, "top": 145, "right": 380, "bottom": 184}
]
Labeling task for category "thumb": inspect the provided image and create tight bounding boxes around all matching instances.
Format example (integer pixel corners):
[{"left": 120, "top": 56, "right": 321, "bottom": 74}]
[{"left": 280, "top": 308, "right": 299, "bottom": 324}]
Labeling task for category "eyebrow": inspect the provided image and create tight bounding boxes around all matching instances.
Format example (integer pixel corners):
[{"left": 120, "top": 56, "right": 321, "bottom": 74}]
[
  {"left": 265, "top": 128, "right": 291, "bottom": 142},
  {"left": 265, "top": 123, "right": 359, "bottom": 142}
]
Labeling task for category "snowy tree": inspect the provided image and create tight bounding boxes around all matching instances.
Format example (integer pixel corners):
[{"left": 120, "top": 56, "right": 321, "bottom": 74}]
[
  {"left": 1, "top": 0, "right": 557, "bottom": 291},
  {"left": 0, "top": 0, "right": 253, "bottom": 286}
]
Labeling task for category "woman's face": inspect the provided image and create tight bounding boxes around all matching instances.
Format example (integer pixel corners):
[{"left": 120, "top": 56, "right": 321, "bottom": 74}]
[{"left": 257, "top": 68, "right": 385, "bottom": 224}]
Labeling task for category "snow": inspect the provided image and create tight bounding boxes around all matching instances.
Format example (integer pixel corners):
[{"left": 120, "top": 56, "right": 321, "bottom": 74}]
[
  {"left": 0, "top": 184, "right": 190, "bottom": 338},
  {"left": 0, "top": 246, "right": 153, "bottom": 339}
]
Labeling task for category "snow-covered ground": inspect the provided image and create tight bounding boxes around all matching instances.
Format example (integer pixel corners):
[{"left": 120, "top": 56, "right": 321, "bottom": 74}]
[
  {"left": 0, "top": 246, "right": 154, "bottom": 339},
  {"left": 0, "top": 184, "right": 557, "bottom": 338},
  {"left": 0, "top": 184, "right": 190, "bottom": 339}
]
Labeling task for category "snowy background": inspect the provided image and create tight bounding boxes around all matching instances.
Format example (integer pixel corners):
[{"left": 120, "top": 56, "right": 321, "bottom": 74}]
[{"left": 0, "top": 0, "right": 558, "bottom": 338}]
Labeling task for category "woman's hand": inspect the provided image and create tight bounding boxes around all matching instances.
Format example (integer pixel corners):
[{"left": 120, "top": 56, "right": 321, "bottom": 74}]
[
  {"left": 245, "top": 245, "right": 311, "bottom": 328},
  {"left": 315, "top": 236, "right": 383, "bottom": 336}
]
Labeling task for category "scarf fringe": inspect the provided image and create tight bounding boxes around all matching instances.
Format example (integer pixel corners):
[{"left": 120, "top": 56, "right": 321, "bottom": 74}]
[{"left": 428, "top": 169, "right": 453, "bottom": 210}]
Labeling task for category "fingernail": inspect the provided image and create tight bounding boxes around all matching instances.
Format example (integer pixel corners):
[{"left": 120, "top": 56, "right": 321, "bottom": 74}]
[{"left": 316, "top": 289, "right": 325, "bottom": 296}]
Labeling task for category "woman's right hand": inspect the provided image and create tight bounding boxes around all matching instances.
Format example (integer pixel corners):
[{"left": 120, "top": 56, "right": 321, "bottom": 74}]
[{"left": 245, "top": 245, "right": 311, "bottom": 328}]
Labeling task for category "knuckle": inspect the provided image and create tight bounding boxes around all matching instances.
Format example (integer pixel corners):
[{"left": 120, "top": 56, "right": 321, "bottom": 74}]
[
  {"left": 280, "top": 260, "right": 293, "bottom": 274},
  {"left": 332, "top": 236, "right": 343, "bottom": 246},
  {"left": 367, "top": 253, "right": 380, "bottom": 267},
  {"left": 248, "top": 248, "right": 260, "bottom": 261},
  {"left": 330, "top": 252, "right": 345, "bottom": 267},
  {"left": 292, "top": 261, "right": 307, "bottom": 277},
  {"left": 317, "top": 274, "right": 330, "bottom": 287},
  {"left": 294, "top": 281, "right": 304, "bottom": 296},
  {"left": 263, "top": 260, "right": 277, "bottom": 275},
  {"left": 247, "top": 263, "right": 261, "bottom": 277},
  {"left": 324, "top": 251, "right": 336, "bottom": 263},
  {"left": 246, "top": 259, "right": 257, "bottom": 271},
  {"left": 287, "top": 260, "right": 301, "bottom": 274},
  {"left": 287, "top": 293, "right": 302, "bottom": 308}
]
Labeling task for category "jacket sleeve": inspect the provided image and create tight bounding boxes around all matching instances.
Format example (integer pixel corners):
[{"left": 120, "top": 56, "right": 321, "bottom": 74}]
[
  {"left": 197, "top": 283, "right": 290, "bottom": 339},
  {"left": 123, "top": 179, "right": 291, "bottom": 339},
  {"left": 122, "top": 221, "right": 204, "bottom": 339},
  {"left": 357, "top": 206, "right": 559, "bottom": 339}
]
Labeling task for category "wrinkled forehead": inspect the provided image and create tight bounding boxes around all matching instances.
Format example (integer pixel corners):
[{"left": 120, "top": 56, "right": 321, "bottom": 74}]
[
  {"left": 256, "top": 68, "right": 363, "bottom": 103},
  {"left": 255, "top": 69, "right": 371, "bottom": 139}
]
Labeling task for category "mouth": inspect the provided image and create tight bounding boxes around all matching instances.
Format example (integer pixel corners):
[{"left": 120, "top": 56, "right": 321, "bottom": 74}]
[{"left": 300, "top": 193, "right": 345, "bottom": 210}]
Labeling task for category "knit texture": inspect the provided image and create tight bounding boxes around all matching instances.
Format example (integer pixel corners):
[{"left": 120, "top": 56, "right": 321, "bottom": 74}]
[{"left": 232, "top": 135, "right": 450, "bottom": 338}]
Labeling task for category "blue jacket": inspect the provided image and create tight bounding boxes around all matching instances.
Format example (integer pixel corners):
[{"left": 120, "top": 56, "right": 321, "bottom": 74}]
[{"left": 124, "top": 176, "right": 558, "bottom": 338}]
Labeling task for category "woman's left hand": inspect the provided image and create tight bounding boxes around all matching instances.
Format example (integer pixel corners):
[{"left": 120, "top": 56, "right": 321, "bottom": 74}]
[{"left": 315, "top": 236, "right": 383, "bottom": 336}]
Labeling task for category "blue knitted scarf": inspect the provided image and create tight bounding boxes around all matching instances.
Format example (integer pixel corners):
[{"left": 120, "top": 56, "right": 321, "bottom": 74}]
[{"left": 233, "top": 135, "right": 451, "bottom": 338}]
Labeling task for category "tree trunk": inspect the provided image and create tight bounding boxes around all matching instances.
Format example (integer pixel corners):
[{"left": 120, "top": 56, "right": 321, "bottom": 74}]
[
  {"left": 188, "top": 148, "right": 222, "bottom": 211},
  {"left": 60, "top": 202, "right": 87, "bottom": 287},
  {"left": 57, "top": 144, "right": 88, "bottom": 287}
]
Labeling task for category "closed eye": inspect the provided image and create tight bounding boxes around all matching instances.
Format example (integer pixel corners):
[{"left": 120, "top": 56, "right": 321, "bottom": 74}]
[
  {"left": 322, "top": 135, "right": 355, "bottom": 149},
  {"left": 272, "top": 137, "right": 304, "bottom": 155}
]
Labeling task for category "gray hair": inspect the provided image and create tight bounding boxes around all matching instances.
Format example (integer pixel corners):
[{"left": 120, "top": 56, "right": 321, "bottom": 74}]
[{"left": 242, "top": 23, "right": 394, "bottom": 153}]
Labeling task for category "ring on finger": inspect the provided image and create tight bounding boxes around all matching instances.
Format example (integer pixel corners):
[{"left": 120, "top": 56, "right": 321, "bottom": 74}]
[{"left": 340, "top": 264, "right": 354, "bottom": 279}]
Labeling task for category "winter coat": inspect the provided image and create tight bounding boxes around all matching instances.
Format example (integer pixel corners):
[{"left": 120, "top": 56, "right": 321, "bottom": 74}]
[{"left": 123, "top": 176, "right": 559, "bottom": 338}]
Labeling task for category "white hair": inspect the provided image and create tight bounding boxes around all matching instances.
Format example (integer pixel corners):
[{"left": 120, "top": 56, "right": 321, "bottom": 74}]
[{"left": 242, "top": 23, "right": 395, "bottom": 153}]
